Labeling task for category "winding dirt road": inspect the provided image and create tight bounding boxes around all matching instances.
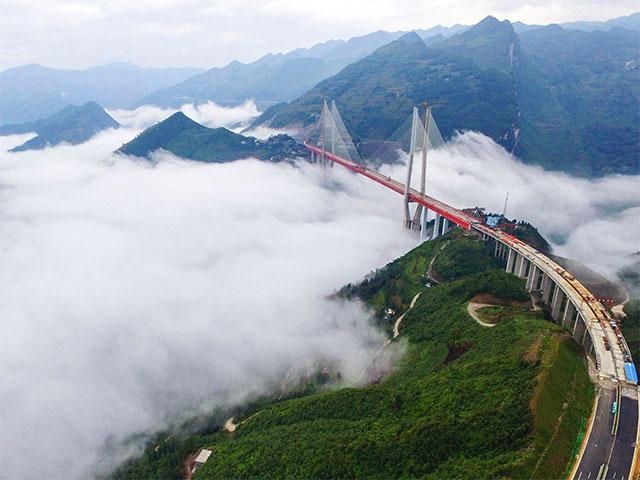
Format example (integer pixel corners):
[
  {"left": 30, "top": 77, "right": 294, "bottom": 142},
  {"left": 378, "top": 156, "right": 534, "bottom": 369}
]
[
  {"left": 393, "top": 292, "right": 422, "bottom": 338},
  {"left": 466, "top": 302, "right": 497, "bottom": 328}
]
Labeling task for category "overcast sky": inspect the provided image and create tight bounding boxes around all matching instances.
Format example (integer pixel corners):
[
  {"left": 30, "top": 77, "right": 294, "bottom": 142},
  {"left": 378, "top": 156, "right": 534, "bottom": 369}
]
[{"left": 0, "top": 0, "right": 638, "bottom": 71}]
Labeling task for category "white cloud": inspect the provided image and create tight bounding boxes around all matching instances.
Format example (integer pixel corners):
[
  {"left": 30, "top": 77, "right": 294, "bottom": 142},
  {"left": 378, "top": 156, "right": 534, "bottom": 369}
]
[
  {"left": 0, "top": 125, "right": 638, "bottom": 478},
  {"left": 379, "top": 131, "right": 640, "bottom": 280},
  {"left": 242, "top": 124, "right": 298, "bottom": 139},
  {"left": 0, "top": 127, "right": 413, "bottom": 478},
  {"left": 108, "top": 100, "right": 260, "bottom": 131}
]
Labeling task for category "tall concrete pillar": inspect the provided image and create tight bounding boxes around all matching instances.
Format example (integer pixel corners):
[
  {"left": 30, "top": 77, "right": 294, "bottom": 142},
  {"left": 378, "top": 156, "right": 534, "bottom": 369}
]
[
  {"left": 432, "top": 214, "right": 441, "bottom": 239},
  {"left": 582, "top": 328, "right": 591, "bottom": 349},
  {"left": 562, "top": 301, "right": 576, "bottom": 329},
  {"left": 526, "top": 265, "right": 540, "bottom": 291},
  {"left": 541, "top": 276, "right": 553, "bottom": 304},
  {"left": 567, "top": 309, "right": 579, "bottom": 333},
  {"left": 419, "top": 208, "right": 430, "bottom": 242},
  {"left": 506, "top": 249, "right": 516, "bottom": 274},
  {"left": 441, "top": 218, "right": 450, "bottom": 236},
  {"left": 573, "top": 314, "right": 586, "bottom": 343},
  {"left": 522, "top": 259, "right": 533, "bottom": 280},
  {"left": 516, "top": 257, "right": 529, "bottom": 279},
  {"left": 551, "top": 289, "right": 565, "bottom": 322},
  {"left": 512, "top": 254, "right": 522, "bottom": 277}
]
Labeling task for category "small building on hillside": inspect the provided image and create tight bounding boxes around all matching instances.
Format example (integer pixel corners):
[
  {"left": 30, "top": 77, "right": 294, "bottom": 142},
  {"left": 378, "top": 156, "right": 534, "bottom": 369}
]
[{"left": 191, "top": 448, "right": 213, "bottom": 474}]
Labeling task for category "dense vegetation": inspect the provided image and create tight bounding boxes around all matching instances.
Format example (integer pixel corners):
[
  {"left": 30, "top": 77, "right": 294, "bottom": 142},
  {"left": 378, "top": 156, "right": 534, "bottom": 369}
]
[
  {"left": 1, "top": 101, "right": 120, "bottom": 152},
  {"left": 113, "top": 232, "right": 594, "bottom": 479},
  {"left": 259, "top": 17, "right": 639, "bottom": 177},
  {"left": 117, "top": 112, "right": 307, "bottom": 162},
  {"left": 516, "top": 26, "right": 639, "bottom": 176},
  {"left": 262, "top": 29, "right": 519, "bottom": 154}
]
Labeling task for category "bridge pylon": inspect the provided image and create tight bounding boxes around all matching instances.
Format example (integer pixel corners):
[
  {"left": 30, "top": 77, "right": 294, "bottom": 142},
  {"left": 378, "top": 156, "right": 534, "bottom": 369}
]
[
  {"left": 309, "top": 99, "right": 361, "bottom": 168},
  {"left": 403, "top": 103, "right": 436, "bottom": 238}
]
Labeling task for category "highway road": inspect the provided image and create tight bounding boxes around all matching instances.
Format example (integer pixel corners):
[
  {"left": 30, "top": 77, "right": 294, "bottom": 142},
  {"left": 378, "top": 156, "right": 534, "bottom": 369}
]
[
  {"left": 575, "top": 388, "right": 616, "bottom": 479},
  {"left": 606, "top": 391, "right": 638, "bottom": 480}
]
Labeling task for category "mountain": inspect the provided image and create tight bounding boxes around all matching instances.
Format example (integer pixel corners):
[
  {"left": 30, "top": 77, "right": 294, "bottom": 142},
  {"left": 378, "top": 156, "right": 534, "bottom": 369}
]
[
  {"left": 135, "top": 57, "right": 334, "bottom": 110},
  {"left": 134, "top": 31, "right": 407, "bottom": 109},
  {"left": 117, "top": 112, "right": 305, "bottom": 162},
  {"left": 515, "top": 26, "right": 639, "bottom": 175},
  {"left": 136, "top": 26, "right": 475, "bottom": 110},
  {"left": 415, "top": 23, "right": 469, "bottom": 39},
  {"left": 255, "top": 16, "right": 639, "bottom": 176},
  {"left": 561, "top": 11, "right": 640, "bottom": 32},
  {"left": 0, "top": 62, "right": 204, "bottom": 124},
  {"left": 513, "top": 12, "right": 640, "bottom": 33},
  {"left": 431, "top": 16, "right": 517, "bottom": 72},
  {"left": 256, "top": 27, "right": 519, "bottom": 153},
  {"left": 2, "top": 102, "right": 119, "bottom": 152}
]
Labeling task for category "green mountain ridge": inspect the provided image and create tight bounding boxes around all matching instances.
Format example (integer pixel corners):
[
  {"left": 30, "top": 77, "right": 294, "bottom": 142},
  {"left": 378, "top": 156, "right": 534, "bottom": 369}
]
[
  {"left": 113, "top": 232, "right": 594, "bottom": 479},
  {"left": 117, "top": 112, "right": 305, "bottom": 162},
  {"left": 256, "top": 16, "right": 639, "bottom": 177},
  {"left": 2, "top": 101, "right": 120, "bottom": 152},
  {"left": 258, "top": 25, "right": 520, "bottom": 154}
]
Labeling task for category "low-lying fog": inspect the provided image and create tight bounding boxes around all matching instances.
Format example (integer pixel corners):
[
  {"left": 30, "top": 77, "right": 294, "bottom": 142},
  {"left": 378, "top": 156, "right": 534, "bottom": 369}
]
[{"left": 0, "top": 103, "right": 637, "bottom": 478}]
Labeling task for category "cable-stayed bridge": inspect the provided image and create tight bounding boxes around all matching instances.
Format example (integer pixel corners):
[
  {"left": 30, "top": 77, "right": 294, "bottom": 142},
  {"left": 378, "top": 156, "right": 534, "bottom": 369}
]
[{"left": 303, "top": 100, "right": 639, "bottom": 480}]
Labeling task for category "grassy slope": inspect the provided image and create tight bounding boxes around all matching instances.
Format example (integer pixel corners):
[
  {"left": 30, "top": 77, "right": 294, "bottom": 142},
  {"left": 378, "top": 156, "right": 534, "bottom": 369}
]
[{"left": 113, "top": 233, "right": 594, "bottom": 479}]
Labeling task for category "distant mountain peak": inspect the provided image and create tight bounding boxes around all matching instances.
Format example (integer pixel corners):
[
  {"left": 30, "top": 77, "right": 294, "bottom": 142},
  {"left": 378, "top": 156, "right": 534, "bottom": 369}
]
[
  {"left": 2, "top": 101, "right": 119, "bottom": 152},
  {"left": 398, "top": 31, "right": 424, "bottom": 44},
  {"left": 478, "top": 15, "right": 501, "bottom": 25},
  {"left": 162, "top": 111, "right": 201, "bottom": 128},
  {"left": 117, "top": 111, "right": 304, "bottom": 163},
  {"left": 467, "top": 15, "right": 514, "bottom": 35}
]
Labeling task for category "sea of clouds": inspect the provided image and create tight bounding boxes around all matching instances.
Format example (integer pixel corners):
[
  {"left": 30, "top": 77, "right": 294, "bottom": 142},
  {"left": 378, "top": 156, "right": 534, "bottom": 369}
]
[{"left": 0, "top": 103, "right": 638, "bottom": 478}]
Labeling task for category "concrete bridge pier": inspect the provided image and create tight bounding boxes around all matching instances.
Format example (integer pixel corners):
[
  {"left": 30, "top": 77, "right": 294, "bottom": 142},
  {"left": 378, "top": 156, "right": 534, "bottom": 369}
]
[
  {"left": 551, "top": 288, "right": 568, "bottom": 323},
  {"left": 541, "top": 275, "right": 554, "bottom": 304},
  {"left": 573, "top": 314, "right": 587, "bottom": 344},
  {"left": 432, "top": 214, "right": 441, "bottom": 239},
  {"left": 419, "top": 207, "right": 430, "bottom": 242},
  {"left": 518, "top": 257, "right": 531, "bottom": 279},
  {"left": 583, "top": 330, "right": 594, "bottom": 357},
  {"left": 562, "top": 301, "right": 576, "bottom": 330},
  {"left": 566, "top": 308, "right": 580, "bottom": 333},
  {"left": 500, "top": 243, "right": 509, "bottom": 262},
  {"left": 513, "top": 253, "right": 524, "bottom": 277},
  {"left": 526, "top": 265, "right": 542, "bottom": 290},
  {"left": 441, "top": 218, "right": 450, "bottom": 236},
  {"left": 506, "top": 248, "right": 516, "bottom": 274}
]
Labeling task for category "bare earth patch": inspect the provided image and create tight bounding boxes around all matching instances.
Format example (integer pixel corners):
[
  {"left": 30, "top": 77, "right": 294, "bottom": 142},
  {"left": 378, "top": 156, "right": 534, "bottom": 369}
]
[
  {"left": 466, "top": 302, "right": 497, "bottom": 327},
  {"left": 524, "top": 333, "right": 545, "bottom": 363}
]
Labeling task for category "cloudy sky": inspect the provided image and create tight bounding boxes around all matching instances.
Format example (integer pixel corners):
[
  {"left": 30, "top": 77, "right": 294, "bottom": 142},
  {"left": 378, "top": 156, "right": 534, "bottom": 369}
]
[{"left": 0, "top": 0, "right": 638, "bottom": 70}]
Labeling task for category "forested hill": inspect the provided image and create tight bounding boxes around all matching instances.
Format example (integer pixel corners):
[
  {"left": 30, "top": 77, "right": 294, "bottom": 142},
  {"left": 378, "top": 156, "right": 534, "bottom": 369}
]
[
  {"left": 113, "top": 230, "right": 593, "bottom": 479},
  {"left": 256, "top": 16, "right": 639, "bottom": 177},
  {"left": 1, "top": 101, "right": 119, "bottom": 152},
  {"left": 117, "top": 112, "right": 305, "bottom": 162}
]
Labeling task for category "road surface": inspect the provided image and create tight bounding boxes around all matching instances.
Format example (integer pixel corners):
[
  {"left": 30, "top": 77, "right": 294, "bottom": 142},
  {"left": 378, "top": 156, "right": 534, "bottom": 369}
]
[{"left": 574, "top": 388, "right": 616, "bottom": 479}]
